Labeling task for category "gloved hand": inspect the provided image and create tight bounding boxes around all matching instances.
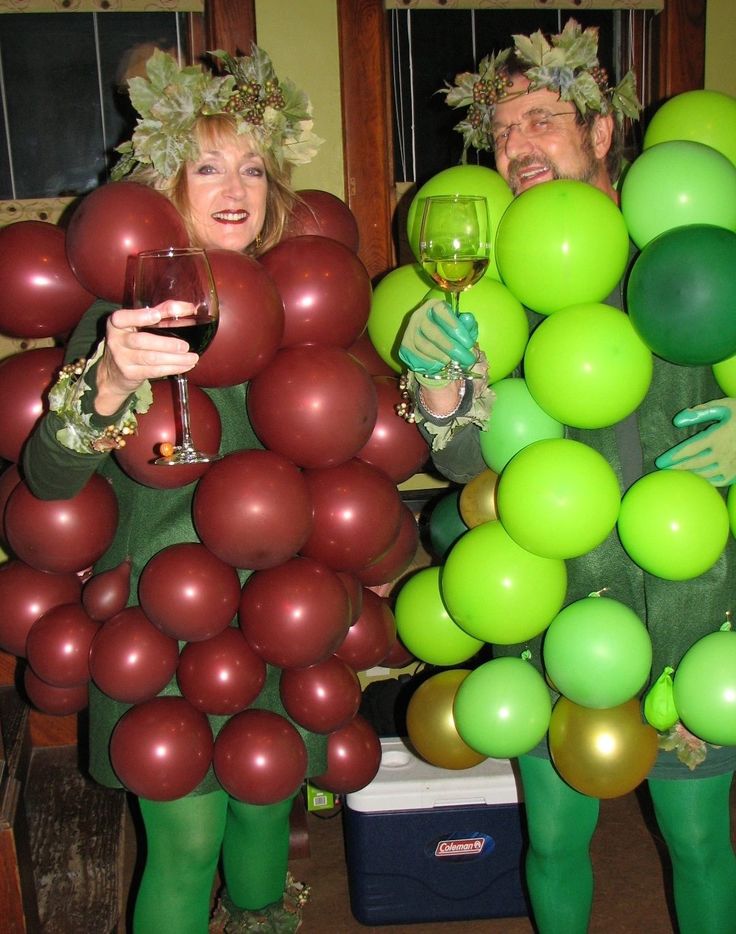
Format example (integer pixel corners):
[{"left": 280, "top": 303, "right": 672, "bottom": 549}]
[
  {"left": 655, "top": 398, "right": 736, "bottom": 486},
  {"left": 398, "top": 299, "right": 478, "bottom": 378}
]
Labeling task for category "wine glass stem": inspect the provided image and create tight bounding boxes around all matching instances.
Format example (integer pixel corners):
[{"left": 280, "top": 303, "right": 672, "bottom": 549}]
[
  {"left": 174, "top": 374, "right": 196, "bottom": 453},
  {"left": 449, "top": 290, "right": 460, "bottom": 316}
]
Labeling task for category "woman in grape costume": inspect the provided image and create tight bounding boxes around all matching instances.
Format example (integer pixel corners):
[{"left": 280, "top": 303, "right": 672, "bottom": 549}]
[
  {"left": 398, "top": 21, "right": 736, "bottom": 934},
  {"left": 23, "top": 46, "right": 323, "bottom": 934}
]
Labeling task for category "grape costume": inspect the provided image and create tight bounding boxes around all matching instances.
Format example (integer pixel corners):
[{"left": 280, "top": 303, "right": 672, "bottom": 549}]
[
  {"left": 410, "top": 19, "right": 736, "bottom": 931},
  {"left": 23, "top": 300, "right": 328, "bottom": 932}
]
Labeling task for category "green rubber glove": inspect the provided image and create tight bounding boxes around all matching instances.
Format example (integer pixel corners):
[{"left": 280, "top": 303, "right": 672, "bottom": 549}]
[
  {"left": 655, "top": 397, "right": 736, "bottom": 486},
  {"left": 398, "top": 299, "right": 478, "bottom": 377}
]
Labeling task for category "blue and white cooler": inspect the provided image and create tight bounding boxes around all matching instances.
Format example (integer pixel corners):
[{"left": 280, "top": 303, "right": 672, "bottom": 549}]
[{"left": 343, "top": 736, "right": 528, "bottom": 925}]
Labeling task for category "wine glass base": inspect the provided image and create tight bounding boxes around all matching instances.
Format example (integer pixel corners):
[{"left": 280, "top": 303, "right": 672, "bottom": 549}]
[{"left": 155, "top": 447, "right": 222, "bottom": 466}]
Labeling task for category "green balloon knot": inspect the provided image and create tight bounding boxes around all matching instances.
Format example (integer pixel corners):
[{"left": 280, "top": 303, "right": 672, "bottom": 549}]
[{"left": 521, "top": 649, "right": 532, "bottom": 662}]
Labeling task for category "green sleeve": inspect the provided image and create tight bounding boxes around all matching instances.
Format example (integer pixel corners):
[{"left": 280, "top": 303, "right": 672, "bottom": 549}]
[{"left": 22, "top": 300, "right": 129, "bottom": 501}]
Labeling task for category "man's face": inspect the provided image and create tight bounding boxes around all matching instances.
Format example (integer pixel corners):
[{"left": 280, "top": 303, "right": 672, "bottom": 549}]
[{"left": 491, "top": 77, "right": 614, "bottom": 198}]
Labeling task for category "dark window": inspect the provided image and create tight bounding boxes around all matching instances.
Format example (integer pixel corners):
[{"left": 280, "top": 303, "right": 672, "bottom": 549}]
[{"left": 0, "top": 13, "right": 186, "bottom": 199}]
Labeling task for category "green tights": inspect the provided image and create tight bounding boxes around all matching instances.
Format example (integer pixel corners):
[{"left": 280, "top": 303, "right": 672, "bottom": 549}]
[
  {"left": 518, "top": 755, "right": 736, "bottom": 934},
  {"left": 133, "top": 791, "right": 295, "bottom": 934}
]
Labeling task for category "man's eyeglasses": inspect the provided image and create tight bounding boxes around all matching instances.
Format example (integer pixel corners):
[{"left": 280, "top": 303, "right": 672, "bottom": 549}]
[{"left": 492, "top": 110, "right": 577, "bottom": 150}]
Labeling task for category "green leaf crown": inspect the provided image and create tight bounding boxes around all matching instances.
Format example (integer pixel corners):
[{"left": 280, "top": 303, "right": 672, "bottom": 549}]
[
  {"left": 441, "top": 19, "right": 641, "bottom": 160},
  {"left": 111, "top": 45, "right": 322, "bottom": 181}
]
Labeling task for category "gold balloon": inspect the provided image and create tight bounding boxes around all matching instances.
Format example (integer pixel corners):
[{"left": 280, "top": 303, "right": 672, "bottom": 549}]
[
  {"left": 548, "top": 696, "right": 658, "bottom": 799},
  {"left": 459, "top": 468, "right": 499, "bottom": 528},
  {"left": 406, "top": 669, "right": 487, "bottom": 770}
]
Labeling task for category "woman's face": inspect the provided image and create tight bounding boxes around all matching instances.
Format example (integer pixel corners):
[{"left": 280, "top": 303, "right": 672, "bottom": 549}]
[{"left": 185, "top": 136, "right": 269, "bottom": 252}]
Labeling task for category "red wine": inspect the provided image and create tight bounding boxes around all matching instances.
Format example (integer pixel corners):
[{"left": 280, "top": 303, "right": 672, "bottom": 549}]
[{"left": 143, "top": 319, "right": 216, "bottom": 354}]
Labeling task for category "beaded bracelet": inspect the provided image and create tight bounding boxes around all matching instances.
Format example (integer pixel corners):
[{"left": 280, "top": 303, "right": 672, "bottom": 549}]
[
  {"left": 395, "top": 351, "right": 495, "bottom": 452},
  {"left": 48, "top": 342, "right": 152, "bottom": 455}
]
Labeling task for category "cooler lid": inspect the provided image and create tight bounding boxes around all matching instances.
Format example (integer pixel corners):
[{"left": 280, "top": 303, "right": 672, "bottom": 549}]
[{"left": 346, "top": 736, "right": 522, "bottom": 812}]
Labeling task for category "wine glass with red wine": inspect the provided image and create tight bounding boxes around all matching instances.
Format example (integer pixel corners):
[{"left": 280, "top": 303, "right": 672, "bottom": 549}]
[{"left": 132, "top": 247, "right": 220, "bottom": 465}]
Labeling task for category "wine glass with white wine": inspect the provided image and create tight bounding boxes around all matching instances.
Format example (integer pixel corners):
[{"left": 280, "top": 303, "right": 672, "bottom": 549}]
[
  {"left": 132, "top": 247, "right": 220, "bottom": 465},
  {"left": 418, "top": 194, "right": 491, "bottom": 379}
]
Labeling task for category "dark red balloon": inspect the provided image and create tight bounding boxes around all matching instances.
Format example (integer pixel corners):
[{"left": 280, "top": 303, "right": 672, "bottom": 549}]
[
  {"left": 65, "top": 182, "right": 188, "bottom": 303},
  {"left": 0, "top": 560, "right": 82, "bottom": 657},
  {"left": 284, "top": 190, "right": 360, "bottom": 253},
  {"left": 301, "top": 459, "right": 403, "bottom": 572},
  {"left": 0, "top": 464, "right": 21, "bottom": 549},
  {"left": 177, "top": 627, "right": 266, "bottom": 715},
  {"left": 23, "top": 666, "right": 89, "bottom": 715},
  {"left": 357, "top": 376, "right": 429, "bottom": 483},
  {"left": 248, "top": 344, "right": 377, "bottom": 469},
  {"left": 193, "top": 449, "right": 313, "bottom": 570},
  {"left": 259, "top": 235, "right": 371, "bottom": 347},
  {"left": 336, "top": 571, "right": 364, "bottom": 625},
  {"left": 26, "top": 602, "right": 98, "bottom": 687},
  {"left": 356, "top": 503, "right": 420, "bottom": 586},
  {"left": 312, "top": 714, "right": 381, "bottom": 794},
  {"left": 82, "top": 558, "right": 132, "bottom": 622},
  {"left": 380, "top": 634, "right": 416, "bottom": 669},
  {"left": 239, "top": 557, "right": 351, "bottom": 669},
  {"left": 280, "top": 655, "right": 361, "bottom": 734},
  {"left": 113, "top": 378, "right": 222, "bottom": 489},
  {"left": 213, "top": 709, "right": 307, "bottom": 804},
  {"left": 0, "top": 347, "right": 64, "bottom": 463},
  {"left": 334, "top": 588, "right": 397, "bottom": 672},
  {"left": 348, "top": 332, "right": 396, "bottom": 377},
  {"left": 5, "top": 474, "right": 118, "bottom": 574},
  {"left": 188, "top": 250, "right": 284, "bottom": 388},
  {"left": 0, "top": 222, "right": 95, "bottom": 339},
  {"left": 139, "top": 542, "right": 240, "bottom": 642},
  {"left": 88, "top": 606, "right": 179, "bottom": 704},
  {"left": 110, "top": 696, "right": 213, "bottom": 801}
]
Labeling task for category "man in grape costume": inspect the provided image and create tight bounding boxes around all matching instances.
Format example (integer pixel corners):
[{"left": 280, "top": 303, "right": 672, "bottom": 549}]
[
  {"left": 23, "top": 47, "right": 326, "bottom": 934},
  {"left": 399, "top": 20, "right": 736, "bottom": 934}
]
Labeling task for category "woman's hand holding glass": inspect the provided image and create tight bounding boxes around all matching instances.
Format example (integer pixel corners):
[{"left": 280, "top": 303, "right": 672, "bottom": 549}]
[{"left": 95, "top": 304, "right": 200, "bottom": 418}]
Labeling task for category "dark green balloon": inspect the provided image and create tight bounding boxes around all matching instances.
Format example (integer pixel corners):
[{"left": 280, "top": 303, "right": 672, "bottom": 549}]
[
  {"left": 427, "top": 491, "right": 468, "bottom": 559},
  {"left": 627, "top": 224, "right": 736, "bottom": 366}
]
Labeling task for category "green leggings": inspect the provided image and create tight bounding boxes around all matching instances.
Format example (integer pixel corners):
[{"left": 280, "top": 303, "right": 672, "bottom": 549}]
[
  {"left": 133, "top": 791, "right": 295, "bottom": 934},
  {"left": 519, "top": 755, "right": 736, "bottom": 934}
]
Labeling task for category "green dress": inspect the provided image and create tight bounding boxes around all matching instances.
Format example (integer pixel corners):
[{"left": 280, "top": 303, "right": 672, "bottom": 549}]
[
  {"left": 23, "top": 300, "right": 328, "bottom": 792},
  {"left": 424, "top": 279, "right": 736, "bottom": 779}
]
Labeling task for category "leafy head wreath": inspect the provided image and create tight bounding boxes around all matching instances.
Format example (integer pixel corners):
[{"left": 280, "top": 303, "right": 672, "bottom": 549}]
[
  {"left": 112, "top": 44, "right": 322, "bottom": 181},
  {"left": 441, "top": 19, "right": 642, "bottom": 161}
]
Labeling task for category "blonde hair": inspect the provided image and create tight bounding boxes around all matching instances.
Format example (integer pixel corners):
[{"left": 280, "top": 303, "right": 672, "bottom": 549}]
[{"left": 128, "top": 114, "right": 298, "bottom": 256}]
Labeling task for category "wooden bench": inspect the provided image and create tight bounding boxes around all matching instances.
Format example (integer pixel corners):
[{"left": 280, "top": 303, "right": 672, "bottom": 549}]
[{"left": 0, "top": 686, "right": 127, "bottom": 933}]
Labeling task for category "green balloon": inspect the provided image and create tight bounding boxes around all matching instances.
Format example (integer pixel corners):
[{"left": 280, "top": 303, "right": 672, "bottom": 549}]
[
  {"left": 543, "top": 596, "right": 653, "bottom": 709},
  {"left": 441, "top": 519, "right": 567, "bottom": 644},
  {"left": 394, "top": 566, "right": 483, "bottom": 666},
  {"left": 620, "top": 141, "right": 736, "bottom": 249},
  {"left": 453, "top": 657, "right": 552, "bottom": 758},
  {"left": 496, "top": 438, "right": 621, "bottom": 560},
  {"left": 524, "top": 302, "right": 653, "bottom": 429},
  {"left": 644, "top": 89, "right": 736, "bottom": 168},
  {"left": 713, "top": 353, "right": 736, "bottom": 396},
  {"left": 366, "top": 263, "right": 433, "bottom": 371},
  {"left": 627, "top": 225, "right": 736, "bottom": 366},
  {"left": 673, "top": 630, "right": 736, "bottom": 745},
  {"left": 427, "top": 276, "right": 529, "bottom": 383},
  {"left": 728, "top": 484, "right": 736, "bottom": 538},
  {"left": 617, "top": 471, "right": 730, "bottom": 580},
  {"left": 495, "top": 179, "right": 630, "bottom": 315},
  {"left": 406, "top": 164, "right": 513, "bottom": 281},
  {"left": 428, "top": 490, "right": 468, "bottom": 560},
  {"left": 479, "top": 377, "right": 564, "bottom": 473}
]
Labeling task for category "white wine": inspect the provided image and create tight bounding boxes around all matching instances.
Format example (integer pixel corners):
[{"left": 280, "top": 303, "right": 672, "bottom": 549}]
[{"left": 422, "top": 257, "right": 489, "bottom": 292}]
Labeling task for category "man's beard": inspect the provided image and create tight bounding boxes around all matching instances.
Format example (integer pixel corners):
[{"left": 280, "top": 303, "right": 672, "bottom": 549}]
[{"left": 506, "top": 142, "right": 599, "bottom": 195}]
